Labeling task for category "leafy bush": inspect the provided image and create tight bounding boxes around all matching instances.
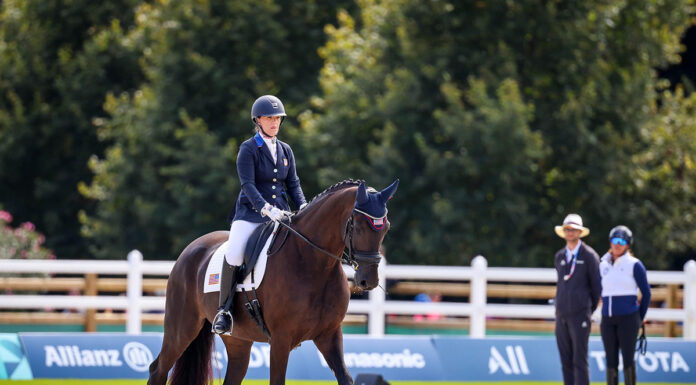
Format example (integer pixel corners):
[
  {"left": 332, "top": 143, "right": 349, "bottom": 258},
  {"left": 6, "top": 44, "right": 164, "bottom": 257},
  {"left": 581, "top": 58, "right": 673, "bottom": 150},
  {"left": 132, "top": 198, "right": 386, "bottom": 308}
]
[{"left": 0, "top": 210, "right": 54, "bottom": 261}]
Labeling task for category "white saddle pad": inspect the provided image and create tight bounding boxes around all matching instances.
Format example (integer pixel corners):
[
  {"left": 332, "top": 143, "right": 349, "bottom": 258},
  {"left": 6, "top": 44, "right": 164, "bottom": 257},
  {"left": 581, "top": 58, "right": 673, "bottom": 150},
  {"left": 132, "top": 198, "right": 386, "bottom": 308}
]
[{"left": 203, "top": 222, "right": 278, "bottom": 293}]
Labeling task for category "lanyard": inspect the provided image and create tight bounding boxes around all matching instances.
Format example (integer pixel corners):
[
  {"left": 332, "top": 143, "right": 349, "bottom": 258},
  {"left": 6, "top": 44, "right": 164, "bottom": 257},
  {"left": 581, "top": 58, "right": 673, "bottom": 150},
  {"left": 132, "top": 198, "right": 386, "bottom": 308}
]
[{"left": 563, "top": 249, "right": 579, "bottom": 281}]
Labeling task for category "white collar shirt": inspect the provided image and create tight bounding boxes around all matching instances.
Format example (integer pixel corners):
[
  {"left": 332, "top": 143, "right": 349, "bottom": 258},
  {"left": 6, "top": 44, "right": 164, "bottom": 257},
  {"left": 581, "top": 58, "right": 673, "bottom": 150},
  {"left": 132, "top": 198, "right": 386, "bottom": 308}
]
[
  {"left": 263, "top": 136, "right": 278, "bottom": 163},
  {"left": 566, "top": 240, "right": 582, "bottom": 263}
]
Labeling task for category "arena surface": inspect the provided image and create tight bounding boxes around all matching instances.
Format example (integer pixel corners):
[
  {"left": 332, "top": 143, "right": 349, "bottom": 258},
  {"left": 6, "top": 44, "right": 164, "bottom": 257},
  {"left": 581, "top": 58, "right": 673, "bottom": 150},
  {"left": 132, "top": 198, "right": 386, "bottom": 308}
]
[{"left": 1, "top": 381, "right": 694, "bottom": 384}]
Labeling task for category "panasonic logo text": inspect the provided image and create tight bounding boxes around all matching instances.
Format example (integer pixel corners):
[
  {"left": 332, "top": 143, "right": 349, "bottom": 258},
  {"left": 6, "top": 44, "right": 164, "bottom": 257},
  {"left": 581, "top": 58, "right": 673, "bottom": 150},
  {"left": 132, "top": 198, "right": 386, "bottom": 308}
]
[{"left": 318, "top": 349, "right": 426, "bottom": 369}]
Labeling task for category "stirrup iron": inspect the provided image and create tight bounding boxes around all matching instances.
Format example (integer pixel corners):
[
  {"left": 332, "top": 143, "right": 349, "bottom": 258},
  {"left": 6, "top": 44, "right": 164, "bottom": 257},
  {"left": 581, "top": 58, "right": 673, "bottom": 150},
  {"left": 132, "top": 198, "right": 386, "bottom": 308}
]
[{"left": 211, "top": 309, "right": 233, "bottom": 335}]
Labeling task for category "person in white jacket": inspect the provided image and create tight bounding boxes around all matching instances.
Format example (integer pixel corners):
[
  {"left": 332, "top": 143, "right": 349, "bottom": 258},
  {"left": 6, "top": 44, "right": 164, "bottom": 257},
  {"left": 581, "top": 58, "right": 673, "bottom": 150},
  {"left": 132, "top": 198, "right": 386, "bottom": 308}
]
[{"left": 599, "top": 225, "right": 651, "bottom": 385}]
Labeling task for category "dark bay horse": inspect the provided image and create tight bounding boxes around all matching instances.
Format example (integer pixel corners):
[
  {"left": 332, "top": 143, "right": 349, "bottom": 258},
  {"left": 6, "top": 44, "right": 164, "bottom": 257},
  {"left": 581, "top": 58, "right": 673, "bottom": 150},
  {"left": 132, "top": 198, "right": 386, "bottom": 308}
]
[{"left": 147, "top": 179, "right": 399, "bottom": 385}]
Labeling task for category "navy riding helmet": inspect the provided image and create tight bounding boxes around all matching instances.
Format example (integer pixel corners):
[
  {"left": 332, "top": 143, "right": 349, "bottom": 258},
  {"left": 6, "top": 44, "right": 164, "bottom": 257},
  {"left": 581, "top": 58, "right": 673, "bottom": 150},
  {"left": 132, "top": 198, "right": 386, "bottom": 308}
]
[
  {"left": 609, "top": 225, "right": 633, "bottom": 246},
  {"left": 251, "top": 95, "right": 286, "bottom": 126}
]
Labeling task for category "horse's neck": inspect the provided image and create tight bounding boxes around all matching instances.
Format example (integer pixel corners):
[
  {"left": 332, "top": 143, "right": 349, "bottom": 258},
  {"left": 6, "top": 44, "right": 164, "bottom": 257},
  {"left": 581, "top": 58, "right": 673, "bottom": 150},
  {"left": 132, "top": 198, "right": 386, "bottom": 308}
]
[{"left": 296, "top": 189, "right": 354, "bottom": 261}]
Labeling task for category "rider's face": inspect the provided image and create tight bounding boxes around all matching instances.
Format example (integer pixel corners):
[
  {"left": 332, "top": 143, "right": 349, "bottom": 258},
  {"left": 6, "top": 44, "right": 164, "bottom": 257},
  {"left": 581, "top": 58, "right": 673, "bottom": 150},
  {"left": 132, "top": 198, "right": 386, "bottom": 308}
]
[{"left": 257, "top": 116, "right": 282, "bottom": 137}]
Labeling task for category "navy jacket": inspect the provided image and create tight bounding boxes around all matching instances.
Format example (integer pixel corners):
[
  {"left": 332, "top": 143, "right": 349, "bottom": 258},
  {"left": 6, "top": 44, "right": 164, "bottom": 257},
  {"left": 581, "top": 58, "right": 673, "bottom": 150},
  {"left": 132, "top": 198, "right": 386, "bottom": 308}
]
[
  {"left": 554, "top": 242, "right": 601, "bottom": 317},
  {"left": 231, "top": 132, "right": 307, "bottom": 223}
]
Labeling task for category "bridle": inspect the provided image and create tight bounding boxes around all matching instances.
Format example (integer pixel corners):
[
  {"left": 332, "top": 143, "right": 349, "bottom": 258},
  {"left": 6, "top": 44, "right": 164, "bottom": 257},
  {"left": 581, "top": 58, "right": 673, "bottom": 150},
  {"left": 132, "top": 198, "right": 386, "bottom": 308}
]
[
  {"left": 276, "top": 208, "right": 385, "bottom": 269},
  {"left": 345, "top": 208, "right": 385, "bottom": 267}
]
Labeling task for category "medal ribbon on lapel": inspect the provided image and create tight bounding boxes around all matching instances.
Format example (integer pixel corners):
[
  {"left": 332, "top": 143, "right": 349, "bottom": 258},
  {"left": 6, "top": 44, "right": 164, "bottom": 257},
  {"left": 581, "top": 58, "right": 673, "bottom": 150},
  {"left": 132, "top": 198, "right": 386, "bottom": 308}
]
[{"left": 564, "top": 250, "right": 579, "bottom": 281}]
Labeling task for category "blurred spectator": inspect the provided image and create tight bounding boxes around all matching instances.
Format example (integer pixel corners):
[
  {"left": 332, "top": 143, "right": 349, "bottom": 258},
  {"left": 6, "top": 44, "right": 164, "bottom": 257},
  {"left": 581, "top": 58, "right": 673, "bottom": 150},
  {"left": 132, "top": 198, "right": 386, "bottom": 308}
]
[
  {"left": 413, "top": 292, "right": 443, "bottom": 322},
  {"left": 62, "top": 287, "right": 85, "bottom": 314}
]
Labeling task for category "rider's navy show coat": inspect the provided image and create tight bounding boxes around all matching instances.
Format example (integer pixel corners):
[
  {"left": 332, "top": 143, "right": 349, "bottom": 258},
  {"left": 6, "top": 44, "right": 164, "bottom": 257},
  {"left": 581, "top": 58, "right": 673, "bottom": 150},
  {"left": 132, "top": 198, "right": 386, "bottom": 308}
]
[{"left": 231, "top": 132, "right": 307, "bottom": 223}]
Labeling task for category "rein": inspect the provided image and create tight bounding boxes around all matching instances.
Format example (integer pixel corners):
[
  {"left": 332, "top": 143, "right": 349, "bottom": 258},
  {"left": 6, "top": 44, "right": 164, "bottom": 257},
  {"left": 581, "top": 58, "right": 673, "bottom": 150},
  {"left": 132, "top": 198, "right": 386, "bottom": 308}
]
[
  {"left": 275, "top": 209, "right": 383, "bottom": 269},
  {"left": 276, "top": 219, "right": 353, "bottom": 266}
]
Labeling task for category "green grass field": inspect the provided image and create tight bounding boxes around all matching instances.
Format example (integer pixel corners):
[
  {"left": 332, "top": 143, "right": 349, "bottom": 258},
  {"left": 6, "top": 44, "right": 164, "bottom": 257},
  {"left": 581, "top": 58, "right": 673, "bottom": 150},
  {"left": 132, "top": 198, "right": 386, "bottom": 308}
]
[
  {"left": 0, "top": 381, "right": 602, "bottom": 385},
  {"left": 1, "top": 381, "right": 693, "bottom": 385}
]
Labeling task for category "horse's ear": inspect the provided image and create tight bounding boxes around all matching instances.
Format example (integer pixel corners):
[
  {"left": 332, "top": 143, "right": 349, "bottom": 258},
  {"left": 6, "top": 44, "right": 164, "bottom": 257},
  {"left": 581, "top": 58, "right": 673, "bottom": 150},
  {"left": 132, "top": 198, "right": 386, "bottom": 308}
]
[
  {"left": 379, "top": 179, "right": 399, "bottom": 204},
  {"left": 356, "top": 181, "right": 369, "bottom": 205}
]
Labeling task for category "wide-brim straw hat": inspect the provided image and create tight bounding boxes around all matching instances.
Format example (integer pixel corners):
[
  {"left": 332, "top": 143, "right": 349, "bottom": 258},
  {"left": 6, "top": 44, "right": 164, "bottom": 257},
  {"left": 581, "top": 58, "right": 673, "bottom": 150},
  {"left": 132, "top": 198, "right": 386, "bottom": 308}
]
[{"left": 554, "top": 213, "right": 590, "bottom": 238}]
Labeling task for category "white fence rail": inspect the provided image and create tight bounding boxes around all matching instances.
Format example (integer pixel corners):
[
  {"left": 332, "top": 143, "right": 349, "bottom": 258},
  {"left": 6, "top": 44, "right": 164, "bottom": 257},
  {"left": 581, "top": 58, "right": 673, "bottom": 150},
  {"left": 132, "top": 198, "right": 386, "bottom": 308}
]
[{"left": 1, "top": 252, "right": 694, "bottom": 339}]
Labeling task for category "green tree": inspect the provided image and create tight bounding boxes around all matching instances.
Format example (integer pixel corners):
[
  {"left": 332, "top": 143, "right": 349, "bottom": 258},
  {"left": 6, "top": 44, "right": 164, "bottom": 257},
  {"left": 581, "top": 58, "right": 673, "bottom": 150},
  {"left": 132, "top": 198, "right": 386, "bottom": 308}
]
[
  {"left": 302, "top": 0, "right": 694, "bottom": 266},
  {"left": 79, "top": 0, "right": 355, "bottom": 259},
  {"left": 0, "top": 0, "right": 143, "bottom": 258},
  {"left": 618, "top": 87, "right": 696, "bottom": 269}
]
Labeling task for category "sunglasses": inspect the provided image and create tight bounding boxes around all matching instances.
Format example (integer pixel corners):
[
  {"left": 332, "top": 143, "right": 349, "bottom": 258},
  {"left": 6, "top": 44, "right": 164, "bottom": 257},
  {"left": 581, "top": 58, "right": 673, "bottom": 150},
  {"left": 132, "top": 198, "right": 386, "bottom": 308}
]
[{"left": 611, "top": 237, "right": 628, "bottom": 246}]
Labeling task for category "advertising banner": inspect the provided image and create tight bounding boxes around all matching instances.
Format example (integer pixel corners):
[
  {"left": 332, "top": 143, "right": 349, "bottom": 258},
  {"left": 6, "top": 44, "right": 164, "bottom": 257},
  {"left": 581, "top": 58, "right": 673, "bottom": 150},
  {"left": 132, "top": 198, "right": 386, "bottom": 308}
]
[
  {"left": 20, "top": 333, "right": 162, "bottom": 379},
  {"left": 0, "top": 333, "right": 32, "bottom": 379},
  {"left": 16, "top": 333, "right": 696, "bottom": 382},
  {"left": 216, "top": 336, "right": 444, "bottom": 381},
  {"left": 433, "top": 336, "right": 696, "bottom": 383}
]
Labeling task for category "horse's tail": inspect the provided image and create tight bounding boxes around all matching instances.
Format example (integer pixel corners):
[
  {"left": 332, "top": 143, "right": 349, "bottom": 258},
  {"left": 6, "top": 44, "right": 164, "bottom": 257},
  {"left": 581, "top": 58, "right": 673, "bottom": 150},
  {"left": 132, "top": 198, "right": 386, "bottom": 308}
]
[{"left": 169, "top": 320, "right": 215, "bottom": 385}]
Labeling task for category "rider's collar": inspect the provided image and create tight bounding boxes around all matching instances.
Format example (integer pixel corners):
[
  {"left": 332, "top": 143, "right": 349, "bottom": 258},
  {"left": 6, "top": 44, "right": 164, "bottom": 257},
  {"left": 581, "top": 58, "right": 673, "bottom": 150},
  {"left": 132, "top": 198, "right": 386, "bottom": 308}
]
[{"left": 254, "top": 132, "right": 265, "bottom": 147}]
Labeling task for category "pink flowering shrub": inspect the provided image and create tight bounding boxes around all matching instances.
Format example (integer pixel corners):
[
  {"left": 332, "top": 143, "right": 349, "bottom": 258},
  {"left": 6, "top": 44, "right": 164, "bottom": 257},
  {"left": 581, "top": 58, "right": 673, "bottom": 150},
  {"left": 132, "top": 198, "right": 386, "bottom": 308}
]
[{"left": 0, "top": 210, "right": 54, "bottom": 262}]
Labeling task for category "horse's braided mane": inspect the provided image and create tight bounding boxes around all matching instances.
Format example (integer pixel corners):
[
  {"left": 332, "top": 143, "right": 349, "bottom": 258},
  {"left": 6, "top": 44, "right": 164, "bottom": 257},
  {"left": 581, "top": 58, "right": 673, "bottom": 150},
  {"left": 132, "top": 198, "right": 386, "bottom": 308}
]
[{"left": 298, "top": 179, "right": 363, "bottom": 213}]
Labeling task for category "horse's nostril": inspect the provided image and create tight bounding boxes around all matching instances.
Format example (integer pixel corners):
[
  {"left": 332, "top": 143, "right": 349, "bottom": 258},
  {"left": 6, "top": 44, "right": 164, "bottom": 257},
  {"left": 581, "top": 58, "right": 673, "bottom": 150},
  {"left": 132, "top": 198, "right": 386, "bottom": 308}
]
[{"left": 360, "top": 280, "right": 368, "bottom": 288}]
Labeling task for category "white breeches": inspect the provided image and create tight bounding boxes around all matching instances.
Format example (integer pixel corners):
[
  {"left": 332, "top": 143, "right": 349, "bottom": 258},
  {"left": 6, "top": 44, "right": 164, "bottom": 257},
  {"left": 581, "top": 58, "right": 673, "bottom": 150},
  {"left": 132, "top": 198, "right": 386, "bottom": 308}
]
[{"left": 225, "top": 220, "right": 263, "bottom": 266}]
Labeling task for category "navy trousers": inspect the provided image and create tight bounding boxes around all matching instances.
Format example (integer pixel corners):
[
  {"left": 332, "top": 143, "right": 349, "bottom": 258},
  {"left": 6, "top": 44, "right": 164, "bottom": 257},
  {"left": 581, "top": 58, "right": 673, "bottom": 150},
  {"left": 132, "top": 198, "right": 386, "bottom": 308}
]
[
  {"left": 555, "top": 312, "right": 592, "bottom": 385},
  {"left": 601, "top": 311, "right": 641, "bottom": 369}
]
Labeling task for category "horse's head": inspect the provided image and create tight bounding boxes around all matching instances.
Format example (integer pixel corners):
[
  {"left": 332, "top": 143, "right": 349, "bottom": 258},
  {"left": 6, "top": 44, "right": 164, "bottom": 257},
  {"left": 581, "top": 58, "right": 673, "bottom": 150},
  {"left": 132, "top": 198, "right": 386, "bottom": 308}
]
[{"left": 346, "top": 179, "right": 399, "bottom": 291}]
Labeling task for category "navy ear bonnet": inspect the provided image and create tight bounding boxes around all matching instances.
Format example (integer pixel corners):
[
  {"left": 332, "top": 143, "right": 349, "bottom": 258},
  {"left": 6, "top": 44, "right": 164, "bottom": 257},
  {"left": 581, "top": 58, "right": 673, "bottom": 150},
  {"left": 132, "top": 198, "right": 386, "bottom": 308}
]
[{"left": 354, "top": 179, "right": 399, "bottom": 219}]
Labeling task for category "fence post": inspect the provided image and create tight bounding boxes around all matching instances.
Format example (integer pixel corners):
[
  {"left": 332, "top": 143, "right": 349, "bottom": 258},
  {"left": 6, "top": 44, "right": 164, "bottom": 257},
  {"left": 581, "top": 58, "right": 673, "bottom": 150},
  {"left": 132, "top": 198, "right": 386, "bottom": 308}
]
[
  {"left": 127, "top": 250, "right": 143, "bottom": 334},
  {"left": 470, "top": 255, "right": 487, "bottom": 338},
  {"left": 85, "top": 273, "right": 98, "bottom": 332},
  {"left": 684, "top": 260, "right": 696, "bottom": 340},
  {"left": 665, "top": 284, "right": 678, "bottom": 337},
  {"left": 368, "top": 257, "right": 387, "bottom": 337}
]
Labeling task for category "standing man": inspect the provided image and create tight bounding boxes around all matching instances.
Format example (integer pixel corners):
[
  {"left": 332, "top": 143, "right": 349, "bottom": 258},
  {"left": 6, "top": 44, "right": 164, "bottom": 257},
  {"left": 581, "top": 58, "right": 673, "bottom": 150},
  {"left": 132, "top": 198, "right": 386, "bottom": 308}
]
[{"left": 553, "top": 214, "right": 601, "bottom": 385}]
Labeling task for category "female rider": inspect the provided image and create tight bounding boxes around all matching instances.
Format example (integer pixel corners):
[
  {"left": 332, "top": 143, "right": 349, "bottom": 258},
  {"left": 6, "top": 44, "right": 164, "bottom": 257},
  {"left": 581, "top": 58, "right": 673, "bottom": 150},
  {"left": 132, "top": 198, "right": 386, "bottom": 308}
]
[{"left": 212, "top": 95, "right": 307, "bottom": 335}]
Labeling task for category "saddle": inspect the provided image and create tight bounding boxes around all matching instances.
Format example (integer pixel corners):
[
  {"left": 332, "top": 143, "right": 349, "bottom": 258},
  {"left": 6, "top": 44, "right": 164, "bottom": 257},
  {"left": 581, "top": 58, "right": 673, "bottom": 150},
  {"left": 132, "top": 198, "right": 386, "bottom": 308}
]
[
  {"left": 239, "top": 221, "right": 277, "bottom": 281},
  {"left": 235, "top": 220, "right": 290, "bottom": 343}
]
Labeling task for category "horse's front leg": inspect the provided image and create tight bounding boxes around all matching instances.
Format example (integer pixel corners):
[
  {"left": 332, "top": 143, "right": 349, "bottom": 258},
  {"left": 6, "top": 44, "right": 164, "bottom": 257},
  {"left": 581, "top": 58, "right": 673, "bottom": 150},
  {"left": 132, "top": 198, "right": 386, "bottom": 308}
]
[
  {"left": 269, "top": 339, "right": 292, "bottom": 385},
  {"left": 222, "top": 336, "right": 253, "bottom": 385},
  {"left": 313, "top": 326, "right": 353, "bottom": 385}
]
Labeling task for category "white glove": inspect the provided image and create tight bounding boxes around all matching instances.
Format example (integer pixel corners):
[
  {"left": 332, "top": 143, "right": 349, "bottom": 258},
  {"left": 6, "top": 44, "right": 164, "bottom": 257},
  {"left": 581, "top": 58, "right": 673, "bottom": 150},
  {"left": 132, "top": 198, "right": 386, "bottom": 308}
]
[
  {"left": 299, "top": 203, "right": 308, "bottom": 210},
  {"left": 261, "top": 203, "right": 290, "bottom": 222}
]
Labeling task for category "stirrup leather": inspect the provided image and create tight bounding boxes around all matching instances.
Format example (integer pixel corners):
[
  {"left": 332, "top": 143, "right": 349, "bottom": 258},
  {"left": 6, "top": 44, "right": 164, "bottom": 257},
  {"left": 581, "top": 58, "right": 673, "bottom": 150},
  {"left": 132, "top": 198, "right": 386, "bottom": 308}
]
[{"left": 211, "top": 309, "right": 233, "bottom": 335}]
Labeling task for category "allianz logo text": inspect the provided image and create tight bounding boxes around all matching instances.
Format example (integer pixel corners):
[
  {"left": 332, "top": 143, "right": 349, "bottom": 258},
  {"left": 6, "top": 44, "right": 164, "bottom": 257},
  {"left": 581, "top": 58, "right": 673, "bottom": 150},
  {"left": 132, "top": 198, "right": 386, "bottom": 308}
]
[{"left": 43, "top": 342, "right": 153, "bottom": 372}]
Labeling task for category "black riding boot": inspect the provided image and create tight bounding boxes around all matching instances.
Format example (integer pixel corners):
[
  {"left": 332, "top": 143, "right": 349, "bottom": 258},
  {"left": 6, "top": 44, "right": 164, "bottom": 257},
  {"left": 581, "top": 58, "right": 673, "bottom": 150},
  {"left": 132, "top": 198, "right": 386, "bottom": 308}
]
[
  {"left": 624, "top": 363, "right": 636, "bottom": 385},
  {"left": 606, "top": 367, "right": 619, "bottom": 385},
  {"left": 212, "top": 262, "right": 240, "bottom": 335}
]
